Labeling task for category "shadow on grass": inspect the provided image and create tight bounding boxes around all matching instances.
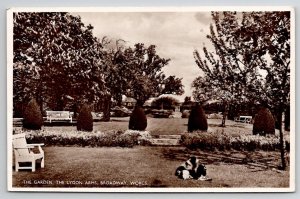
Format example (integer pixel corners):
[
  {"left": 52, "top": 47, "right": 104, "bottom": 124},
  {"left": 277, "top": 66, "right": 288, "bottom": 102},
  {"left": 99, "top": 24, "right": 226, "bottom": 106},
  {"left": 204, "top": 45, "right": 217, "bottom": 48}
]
[
  {"left": 208, "top": 123, "right": 247, "bottom": 128},
  {"left": 160, "top": 147, "right": 281, "bottom": 172}
]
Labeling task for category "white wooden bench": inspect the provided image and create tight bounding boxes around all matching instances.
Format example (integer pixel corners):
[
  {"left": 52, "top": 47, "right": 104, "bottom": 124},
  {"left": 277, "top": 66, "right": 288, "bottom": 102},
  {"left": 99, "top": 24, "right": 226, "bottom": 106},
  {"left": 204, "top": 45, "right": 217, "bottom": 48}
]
[
  {"left": 13, "top": 133, "right": 44, "bottom": 172},
  {"left": 234, "top": 116, "right": 252, "bottom": 124},
  {"left": 46, "top": 111, "right": 73, "bottom": 123}
]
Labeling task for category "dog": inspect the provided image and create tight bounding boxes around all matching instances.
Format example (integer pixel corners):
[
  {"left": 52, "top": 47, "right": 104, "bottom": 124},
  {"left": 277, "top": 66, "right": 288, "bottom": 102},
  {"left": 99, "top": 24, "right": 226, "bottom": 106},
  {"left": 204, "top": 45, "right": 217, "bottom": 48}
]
[{"left": 175, "top": 156, "right": 209, "bottom": 180}]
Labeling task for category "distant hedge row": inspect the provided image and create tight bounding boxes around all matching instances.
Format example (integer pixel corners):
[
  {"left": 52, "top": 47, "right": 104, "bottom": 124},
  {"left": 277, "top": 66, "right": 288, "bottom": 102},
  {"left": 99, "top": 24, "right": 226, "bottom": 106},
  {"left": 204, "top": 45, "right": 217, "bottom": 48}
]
[{"left": 180, "top": 131, "right": 290, "bottom": 151}]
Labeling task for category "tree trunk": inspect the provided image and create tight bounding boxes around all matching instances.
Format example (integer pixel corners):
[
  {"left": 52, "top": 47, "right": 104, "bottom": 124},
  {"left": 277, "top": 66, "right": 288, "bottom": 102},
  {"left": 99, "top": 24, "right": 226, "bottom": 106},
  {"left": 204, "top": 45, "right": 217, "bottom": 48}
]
[
  {"left": 221, "top": 102, "right": 227, "bottom": 127},
  {"left": 102, "top": 95, "right": 111, "bottom": 122},
  {"left": 278, "top": 109, "right": 286, "bottom": 170},
  {"left": 285, "top": 106, "right": 290, "bottom": 131}
]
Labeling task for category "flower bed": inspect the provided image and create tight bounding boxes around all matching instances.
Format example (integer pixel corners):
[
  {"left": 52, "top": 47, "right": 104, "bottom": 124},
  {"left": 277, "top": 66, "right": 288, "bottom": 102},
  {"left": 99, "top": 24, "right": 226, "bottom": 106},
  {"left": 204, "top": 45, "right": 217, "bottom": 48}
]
[
  {"left": 13, "top": 129, "right": 151, "bottom": 148},
  {"left": 180, "top": 131, "right": 290, "bottom": 151}
]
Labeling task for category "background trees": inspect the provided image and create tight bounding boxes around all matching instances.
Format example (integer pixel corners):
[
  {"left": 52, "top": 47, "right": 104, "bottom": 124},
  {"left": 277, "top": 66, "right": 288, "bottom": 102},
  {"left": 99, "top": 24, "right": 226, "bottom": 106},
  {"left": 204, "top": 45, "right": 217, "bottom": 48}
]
[
  {"left": 193, "top": 12, "right": 264, "bottom": 127},
  {"left": 105, "top": 42, "right": 184, "bottom": 106},
  {"left": 151, "top": 96, "right": 180, "bottom": 110},
  {"left": 13, "top": 12, "right": 184, "bottom": 121},
  {"left": 192, "top": 11, "right": 291, "bottom": 169}
]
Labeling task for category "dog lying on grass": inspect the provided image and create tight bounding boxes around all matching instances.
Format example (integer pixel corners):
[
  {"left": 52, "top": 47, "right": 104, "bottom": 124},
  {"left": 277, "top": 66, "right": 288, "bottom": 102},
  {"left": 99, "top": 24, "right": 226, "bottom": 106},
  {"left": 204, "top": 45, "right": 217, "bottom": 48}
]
[{"left": 175, "top": 156, "right": 212, "bottom": 181}]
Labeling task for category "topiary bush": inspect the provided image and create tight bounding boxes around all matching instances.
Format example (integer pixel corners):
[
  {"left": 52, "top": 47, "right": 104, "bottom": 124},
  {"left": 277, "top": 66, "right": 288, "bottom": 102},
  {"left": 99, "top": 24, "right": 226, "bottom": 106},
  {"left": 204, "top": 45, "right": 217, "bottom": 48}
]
[
  {"left": 23, "top": 99, "right": 43, "bottom": 130},
  {"left": 129, "top": 106, "right": 147, "bottom": 131},
  {"left": 188, "top": 104, "right": 208, "bottom": 132},
  {"left": 253, "top": 107, "right": 275, "bottom": 136},
  {"left": 77, "top": 104, "right": 93, "bottom": 132}
]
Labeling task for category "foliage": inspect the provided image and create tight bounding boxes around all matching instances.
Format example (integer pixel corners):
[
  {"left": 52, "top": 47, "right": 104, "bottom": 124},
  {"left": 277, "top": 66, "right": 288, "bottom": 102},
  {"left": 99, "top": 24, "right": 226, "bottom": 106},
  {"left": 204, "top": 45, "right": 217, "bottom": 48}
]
[
  {"left": 22, "top": 99, "right": 43, "bottom": 130},
  {"left": 151, "top": 96, "right": 179, "bottom": 110},
  {"left": 181, "top": 131, "right": 289, "bottom": 152},
  {"left": 104, "top": 42, "right": 184, "bottom": 106},
  {"left": 253, "top": 107, "right": 275, "bottom": 136},
  {"left": 151, "top": 109, "right": 173, "bottom": 118},
  {"left": 192, "top": 11, "right": 291, "bottom": 169},
  {"left": 192, "top": 12, "right": 269, "bottom": 126},
  {"left": 129, "top": 106, "right": 147, "bottom": 131},
  {"left": 77, "top": 104, "right": 93, "bottom": 132},
  {"left": 188, "top": 104, "right": 208, "bottom": 132},
  {"left": 19, "top": 129, "right": 149, "bottom": 148},
  {"left": 13, "top": 12, "right": 108, "bottom": 112}
]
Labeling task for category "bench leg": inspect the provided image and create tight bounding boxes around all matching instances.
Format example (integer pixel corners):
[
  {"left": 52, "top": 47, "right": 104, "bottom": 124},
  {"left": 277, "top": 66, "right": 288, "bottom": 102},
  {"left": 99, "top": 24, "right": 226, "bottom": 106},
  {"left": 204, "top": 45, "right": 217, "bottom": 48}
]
[
  {"left": 32, "top": 161, "right": 35, "bottom": 172},
  {"left": 41, "top": 157, "right": 44, "bottom": 168},
  {"left": 15, "top": 160, "right": 19, "bottom": 172}
]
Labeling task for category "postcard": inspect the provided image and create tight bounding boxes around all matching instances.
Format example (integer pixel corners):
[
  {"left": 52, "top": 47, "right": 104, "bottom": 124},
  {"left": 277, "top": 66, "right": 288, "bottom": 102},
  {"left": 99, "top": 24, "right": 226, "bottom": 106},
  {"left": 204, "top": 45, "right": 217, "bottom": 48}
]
[{"left": 7, "top": 6, "right": 295, "bottom": 192}]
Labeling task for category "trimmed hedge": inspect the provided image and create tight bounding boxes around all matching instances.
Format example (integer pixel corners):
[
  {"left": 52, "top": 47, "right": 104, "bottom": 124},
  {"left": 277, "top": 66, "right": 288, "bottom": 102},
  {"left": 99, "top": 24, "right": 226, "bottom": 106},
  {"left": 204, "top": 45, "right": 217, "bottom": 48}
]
[
  {"left": 77, "top": 104, "right": 93, "bottom": 132},
  {"left": 23, "top": 99, "right": 43, "bottom": 130},
  {"left": 129, "top": 106, "right": 147, "bottom": 131},
  {"left": 253, "top": 107, "right": 275, "bottom": 136},
  {"left": 181, "top": 131, "right": 289, "bottom": 151},
  {"left": 14, "top": 129, "right": 151, "bottom": 148},
  {"left": 188, "top": 104, "right": 208, "bottom": 132}
]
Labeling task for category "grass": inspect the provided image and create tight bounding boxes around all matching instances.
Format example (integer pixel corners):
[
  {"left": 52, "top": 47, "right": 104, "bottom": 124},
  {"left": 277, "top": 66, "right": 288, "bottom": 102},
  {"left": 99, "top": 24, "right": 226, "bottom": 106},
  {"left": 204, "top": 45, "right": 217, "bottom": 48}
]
[
  {"left": 12, "top": 146, "right": 289, "bottom": 188},
  {"left": 37, "top": 117, "right": 255, "bottom": 136},
  {"left": 12, "top": 117, "right": 290, "bottom": 189}
]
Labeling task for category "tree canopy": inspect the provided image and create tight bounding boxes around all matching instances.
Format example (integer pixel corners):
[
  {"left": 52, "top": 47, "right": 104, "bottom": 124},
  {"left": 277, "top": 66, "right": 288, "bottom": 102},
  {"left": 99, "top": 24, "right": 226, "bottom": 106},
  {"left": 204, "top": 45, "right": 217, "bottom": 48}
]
[
  {"left": 192, "top": 11, "right": 291, "bottom": 169},
  {"left": 13, "top": 12, "right": 108, "bottom": 112},
  {"left": 104, "top": 42, "right": 184, "bottom": 106}
]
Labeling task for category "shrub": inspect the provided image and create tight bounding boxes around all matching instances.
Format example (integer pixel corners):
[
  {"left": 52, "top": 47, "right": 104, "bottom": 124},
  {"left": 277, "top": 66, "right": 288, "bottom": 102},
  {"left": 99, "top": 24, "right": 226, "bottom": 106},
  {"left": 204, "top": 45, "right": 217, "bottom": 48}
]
[
  {"left": 77, "top": 104, "right": 93, "bottom": 132},
  {"left": 22, "top": 99, "right": 43, "bottom": 130},
  {"left": 188, "top": 104, "right": 208, "bottom": 132},
  {"left": 180, "top": 131, "right": 288, "bottom": 151},
  {"left": 253, "top": 107, "right": 275, "bottom": 136},
  {"left": 129, "top": 106, "right": 147, "bottom": 131},
  {"left": 18, "top": 129, "right": 149, "bottom": 148}
]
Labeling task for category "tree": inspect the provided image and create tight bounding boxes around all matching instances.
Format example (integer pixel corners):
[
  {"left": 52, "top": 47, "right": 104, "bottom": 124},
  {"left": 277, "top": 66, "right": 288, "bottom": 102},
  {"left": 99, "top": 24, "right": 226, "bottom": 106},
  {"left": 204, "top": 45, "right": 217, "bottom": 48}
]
[
  {"left": 193, "top": 12, "right": 263, "bottom": 127},
  {"left": 249, "top": 11, "right": 290, "bottom": 170},
  {"left": 104, "top": 42, "right": 184, "bottom": 106},
  {"left": 151, "top": 96, "right": 180, "bottom": 110},
  {"left": 193, "top": 11, "right": 291, "bottom": 169},
  {"left": 13, "top": 12, "right": 108, "bottom": 114}
]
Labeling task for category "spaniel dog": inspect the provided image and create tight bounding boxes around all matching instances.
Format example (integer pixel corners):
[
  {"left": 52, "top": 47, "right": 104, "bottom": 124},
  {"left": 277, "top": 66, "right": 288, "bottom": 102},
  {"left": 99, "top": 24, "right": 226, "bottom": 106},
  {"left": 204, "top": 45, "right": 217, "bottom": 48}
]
[{"left": 175, "top": 156, "right": 210, "bottom": 181}]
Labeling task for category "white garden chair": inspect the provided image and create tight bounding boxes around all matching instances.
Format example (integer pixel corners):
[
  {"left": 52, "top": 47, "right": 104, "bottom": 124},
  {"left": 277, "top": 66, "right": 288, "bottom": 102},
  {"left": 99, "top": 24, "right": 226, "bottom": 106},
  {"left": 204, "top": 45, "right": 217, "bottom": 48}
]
[{"left": 12, "top": 133, "right": 44, "bottom": 172}]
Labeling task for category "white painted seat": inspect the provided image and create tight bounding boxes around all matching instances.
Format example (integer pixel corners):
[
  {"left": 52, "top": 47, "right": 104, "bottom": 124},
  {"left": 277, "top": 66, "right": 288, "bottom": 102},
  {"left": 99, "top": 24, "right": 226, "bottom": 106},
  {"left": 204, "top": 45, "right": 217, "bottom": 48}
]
[{"left": 12, "top": 133, "right": 44, "bottom": 172}]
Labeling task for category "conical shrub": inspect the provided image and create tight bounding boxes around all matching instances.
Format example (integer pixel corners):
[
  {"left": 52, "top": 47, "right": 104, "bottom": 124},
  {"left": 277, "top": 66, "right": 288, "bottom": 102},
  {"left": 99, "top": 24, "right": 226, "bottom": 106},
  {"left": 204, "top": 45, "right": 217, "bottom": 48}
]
[
  {"left": 23, "top": 99, "right": 43, "bottom": 130},
  {"left": 253, "top": 107, "right": 275, "bottom": 136},
  {"left": 188, "top": 104, "right": 208, "bottom": 132},
  {"left": 77, "top": 104, "right": 93, "bottom": 132},
  {"left": 129, "top": 106, "right": 147, "bottom": 131}
]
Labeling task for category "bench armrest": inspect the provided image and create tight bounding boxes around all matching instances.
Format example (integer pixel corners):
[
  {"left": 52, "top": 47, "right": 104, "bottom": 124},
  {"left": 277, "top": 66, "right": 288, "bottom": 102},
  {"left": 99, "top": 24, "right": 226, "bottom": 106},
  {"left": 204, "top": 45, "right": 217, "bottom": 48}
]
[
  {"left": 27, "top": 143, "right": 44, "bottom": 147},
  {"left": 14, "top": 146, "right": 34, "bottom": 149}
]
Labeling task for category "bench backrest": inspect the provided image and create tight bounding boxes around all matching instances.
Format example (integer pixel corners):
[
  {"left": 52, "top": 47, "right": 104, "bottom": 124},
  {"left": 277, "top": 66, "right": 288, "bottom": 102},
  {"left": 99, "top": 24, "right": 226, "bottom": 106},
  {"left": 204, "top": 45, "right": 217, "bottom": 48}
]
[
  {"left": 13, "top": 133, "right": 30, "bottom": 156},
  {"left": 46, "top": 111, "right": 71, "bottom": 118},
  {"left": 238, "top": 116, "right": 252, "bottom": 122}
]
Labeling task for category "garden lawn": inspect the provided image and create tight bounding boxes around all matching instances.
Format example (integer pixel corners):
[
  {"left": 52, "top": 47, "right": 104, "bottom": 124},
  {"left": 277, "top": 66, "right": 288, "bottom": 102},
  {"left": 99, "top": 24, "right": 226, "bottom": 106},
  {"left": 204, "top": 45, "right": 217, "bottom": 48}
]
[
  {"left": 12, "top": 146, "right": 289, "bottom": 188},
  {"left": 42, "top": 118, "right": 255, "bottom": 136}
]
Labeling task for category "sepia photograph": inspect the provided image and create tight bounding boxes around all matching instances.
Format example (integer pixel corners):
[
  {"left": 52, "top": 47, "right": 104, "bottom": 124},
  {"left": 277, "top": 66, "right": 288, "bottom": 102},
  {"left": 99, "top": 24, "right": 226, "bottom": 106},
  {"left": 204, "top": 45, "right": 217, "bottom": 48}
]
[{"left": 7, "top": 7, "right": 295, "bottom": 192}]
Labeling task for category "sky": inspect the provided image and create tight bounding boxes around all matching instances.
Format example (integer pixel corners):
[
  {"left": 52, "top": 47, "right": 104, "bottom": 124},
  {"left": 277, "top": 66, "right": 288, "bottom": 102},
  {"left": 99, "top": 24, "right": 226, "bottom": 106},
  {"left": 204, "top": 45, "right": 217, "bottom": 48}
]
[{"left": 72, "top": 12, "right": 214, "bottom": 102}]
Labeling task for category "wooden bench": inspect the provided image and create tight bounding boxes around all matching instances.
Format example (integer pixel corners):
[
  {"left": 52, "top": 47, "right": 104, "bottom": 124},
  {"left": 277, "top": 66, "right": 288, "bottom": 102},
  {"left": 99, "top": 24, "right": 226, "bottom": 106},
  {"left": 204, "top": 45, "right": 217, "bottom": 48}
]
[
  {"left": 234, "top": 116, "right": 252, "bottom": 124},
  {"left": 46, "top": 111, "right": 73, "bottom": 123}
]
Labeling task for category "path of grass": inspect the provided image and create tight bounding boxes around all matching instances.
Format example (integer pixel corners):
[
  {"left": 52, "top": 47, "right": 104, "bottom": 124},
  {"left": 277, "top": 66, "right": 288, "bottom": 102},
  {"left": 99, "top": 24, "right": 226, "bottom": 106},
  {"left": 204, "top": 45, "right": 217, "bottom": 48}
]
[{"left": 12, "top": 146, "right": 289, "bottom": 188}]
